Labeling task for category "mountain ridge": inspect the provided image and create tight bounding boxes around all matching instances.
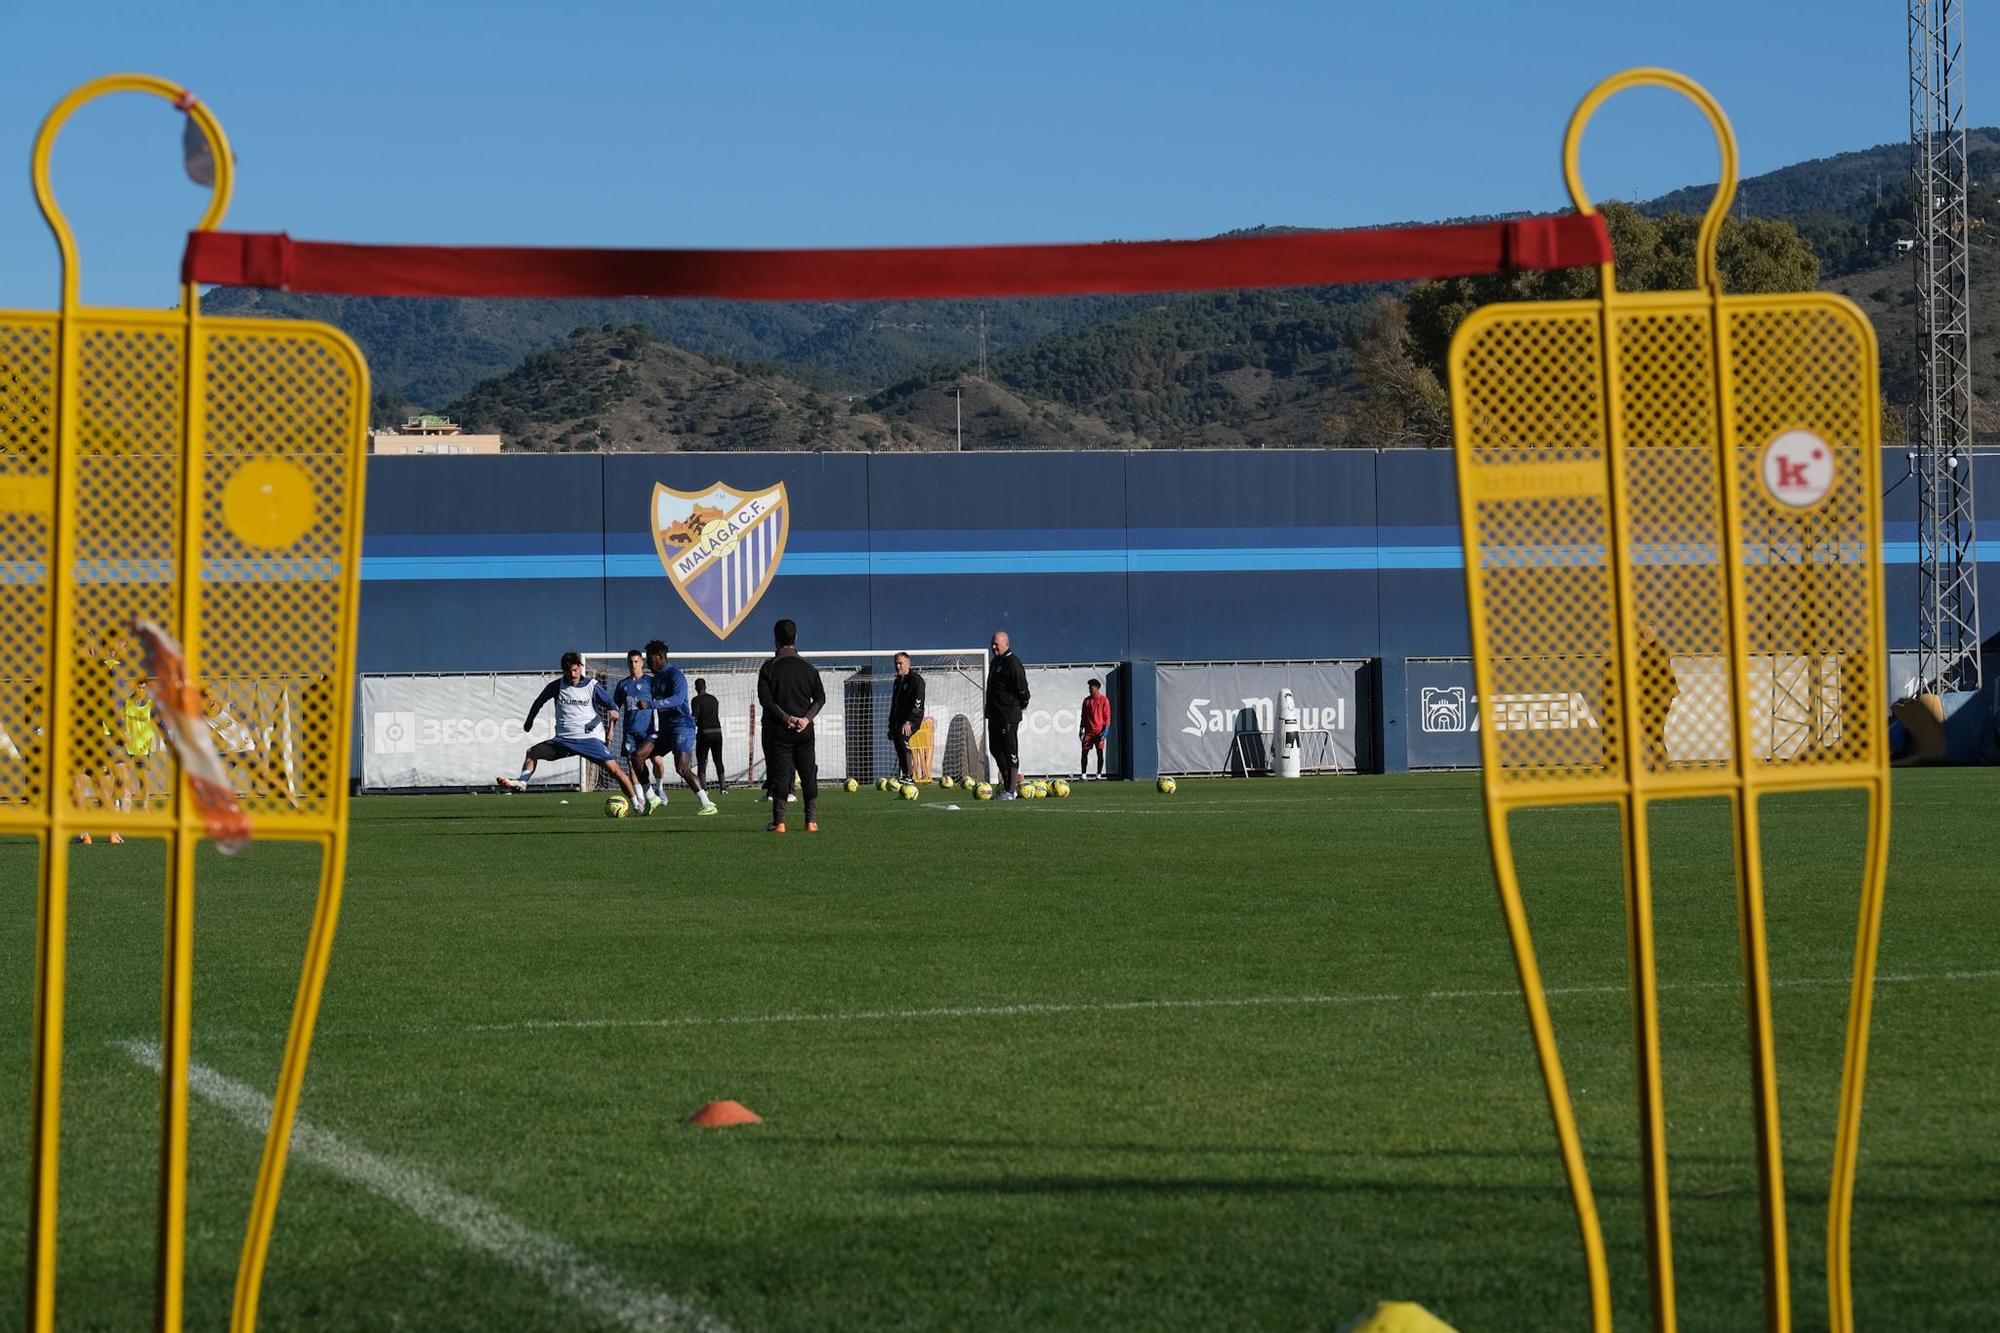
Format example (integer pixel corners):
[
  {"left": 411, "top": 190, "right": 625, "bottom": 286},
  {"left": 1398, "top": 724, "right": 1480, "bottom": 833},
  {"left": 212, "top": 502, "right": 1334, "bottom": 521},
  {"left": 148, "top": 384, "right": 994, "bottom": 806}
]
[{"left": 199, "top": 127, "right": 1994, "bottom": 448}]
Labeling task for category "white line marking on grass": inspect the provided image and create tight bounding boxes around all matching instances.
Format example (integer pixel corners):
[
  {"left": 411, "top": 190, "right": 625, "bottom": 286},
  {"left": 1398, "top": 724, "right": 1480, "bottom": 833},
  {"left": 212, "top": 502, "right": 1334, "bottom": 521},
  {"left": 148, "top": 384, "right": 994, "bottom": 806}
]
[
  {"left": 438, "top": 968, "right": 2000, "bottom": 1037},
  {"left": 120, "top": 1040, "right": 731, "bottom": 1333},
  {"left": 961, "top": 801, "right": 1444, "bottom": 815}
]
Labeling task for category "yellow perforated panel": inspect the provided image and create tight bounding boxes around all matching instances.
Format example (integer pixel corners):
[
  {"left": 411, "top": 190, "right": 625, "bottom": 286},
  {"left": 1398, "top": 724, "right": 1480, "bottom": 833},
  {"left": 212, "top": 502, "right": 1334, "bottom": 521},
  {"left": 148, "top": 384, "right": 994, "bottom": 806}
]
[
  {"left": 1452, "top": 294, "right": 1882, "bottom": 796},
  {"left": 1617, "top": 309, "right": 1732, "bottom": 780},
  {"left": 0, "top": 316, "right": 54, "bottom": 819},
  {"left": 0, "top": 309, "right": 366, "bottom": 833},
  {"left": 200, "top": 323, "right": 364, "bottom": 823},
  {"left": 1455, "top": 306, "right": 1620, "bottom": 787},
  {"left": 69, "top": 322, "right": 183, "bottom": 827},
  {"left": 1728, "top": 302, "right": 1876, "bottom": 772}
]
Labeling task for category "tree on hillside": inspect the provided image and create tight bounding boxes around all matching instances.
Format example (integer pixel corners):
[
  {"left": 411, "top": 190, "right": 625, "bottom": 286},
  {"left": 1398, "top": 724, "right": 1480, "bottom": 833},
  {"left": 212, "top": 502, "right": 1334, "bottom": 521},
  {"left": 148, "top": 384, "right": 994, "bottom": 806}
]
[
  {"left": 1401, "top": 202, "right": 1821, "bottom": 382},
  {"left": 1351, "top": 297, "right": 1450, "bottom": 447}
]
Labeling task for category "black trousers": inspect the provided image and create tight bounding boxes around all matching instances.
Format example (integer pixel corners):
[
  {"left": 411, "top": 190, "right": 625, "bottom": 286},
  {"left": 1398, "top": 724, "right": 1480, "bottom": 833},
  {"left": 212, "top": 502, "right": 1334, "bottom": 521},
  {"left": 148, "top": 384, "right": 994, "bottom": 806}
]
[
  {"left": 889, "top": 726, "right": 913, "bottom": 779},
  {"left": 696, "top": 731, "right": 725, "bottom": 786},
  {"left": 763, "top": 725, "right": 818, "bottom": 815},
  {"left": 990, "top": 718, "right": 1021, "bottom": 784}
]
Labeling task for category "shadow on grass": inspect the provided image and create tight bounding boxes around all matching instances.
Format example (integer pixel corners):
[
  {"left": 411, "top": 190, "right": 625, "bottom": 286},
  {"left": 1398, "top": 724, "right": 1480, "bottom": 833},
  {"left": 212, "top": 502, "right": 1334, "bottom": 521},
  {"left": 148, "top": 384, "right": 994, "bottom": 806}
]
[
  {"left": 355, "top": 811, "right": 542, "bottom": 823},
  {"left": 765, "top": 1136, "right": 1999, "bottom": 1201},
  {"left": 430, "top": 828, "right": 615, "bottom": 839},
  {"left": 896, "top": 1172, "right": 1998, "bottom": 1209},
  {"left": 757, "top": 1132, "right": 1995, "bottom": 1175},
  {"left": 428, "top": 825, "right": 774, "bottom": 838},
  {"left": 905, "top": 1174, "right": 1372, "bottom": 1196}
]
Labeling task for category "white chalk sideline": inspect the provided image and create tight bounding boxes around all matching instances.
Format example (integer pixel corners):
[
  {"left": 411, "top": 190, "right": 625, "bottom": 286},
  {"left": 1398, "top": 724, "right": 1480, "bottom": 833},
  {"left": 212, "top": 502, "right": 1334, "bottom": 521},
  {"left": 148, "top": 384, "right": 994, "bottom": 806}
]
[
  {"left": 120, "top": 1041, "right": 730, "bottom": 1333},
  {"left": 432, "top": 966, "right": 2000, "bottom": 1037}
]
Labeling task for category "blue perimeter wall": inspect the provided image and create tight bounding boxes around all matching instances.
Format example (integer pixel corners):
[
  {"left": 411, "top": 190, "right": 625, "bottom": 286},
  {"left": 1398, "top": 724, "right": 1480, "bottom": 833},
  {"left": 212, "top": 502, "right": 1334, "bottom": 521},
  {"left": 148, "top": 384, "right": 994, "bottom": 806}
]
[{"left": 359, "top": 448, "right": 2000, "bottom": 674}]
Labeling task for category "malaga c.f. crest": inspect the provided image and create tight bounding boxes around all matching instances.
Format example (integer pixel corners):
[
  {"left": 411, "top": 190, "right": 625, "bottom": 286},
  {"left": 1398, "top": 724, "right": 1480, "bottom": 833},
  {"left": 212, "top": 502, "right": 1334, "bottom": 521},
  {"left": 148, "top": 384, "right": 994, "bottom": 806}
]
[{"left": 650, "top": 481, "right": 791, "bottom": 639}]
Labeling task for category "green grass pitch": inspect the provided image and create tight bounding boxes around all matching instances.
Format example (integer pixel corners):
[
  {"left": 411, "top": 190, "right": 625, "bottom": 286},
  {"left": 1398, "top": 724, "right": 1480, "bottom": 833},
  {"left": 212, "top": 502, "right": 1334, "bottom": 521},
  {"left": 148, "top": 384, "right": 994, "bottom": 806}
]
[{"left": 3, "top": 770, "right": 1995, "bottom": 1330}]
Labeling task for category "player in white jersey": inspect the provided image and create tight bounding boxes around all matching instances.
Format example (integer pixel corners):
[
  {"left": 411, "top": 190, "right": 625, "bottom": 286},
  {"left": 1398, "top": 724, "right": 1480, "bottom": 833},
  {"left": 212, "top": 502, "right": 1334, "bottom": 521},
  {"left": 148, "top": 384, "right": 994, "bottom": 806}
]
[{"left": 496, "top": 652, "right": 639, "bottom": 801}]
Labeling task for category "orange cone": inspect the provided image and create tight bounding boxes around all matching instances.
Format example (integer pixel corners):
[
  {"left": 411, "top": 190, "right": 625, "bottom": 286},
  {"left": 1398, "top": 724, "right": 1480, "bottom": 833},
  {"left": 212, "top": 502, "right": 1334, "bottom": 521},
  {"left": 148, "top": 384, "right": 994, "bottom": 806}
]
[{"left": 685, "top": 1099, "right": 762, "bottom": 1127}]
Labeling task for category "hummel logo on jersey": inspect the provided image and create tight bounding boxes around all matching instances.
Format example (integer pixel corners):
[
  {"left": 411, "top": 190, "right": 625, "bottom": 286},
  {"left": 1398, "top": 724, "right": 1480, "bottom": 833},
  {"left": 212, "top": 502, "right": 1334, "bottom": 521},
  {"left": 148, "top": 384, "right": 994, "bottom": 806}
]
[{"left": 650, "top": 481, "right": 791, "bottom": 639}]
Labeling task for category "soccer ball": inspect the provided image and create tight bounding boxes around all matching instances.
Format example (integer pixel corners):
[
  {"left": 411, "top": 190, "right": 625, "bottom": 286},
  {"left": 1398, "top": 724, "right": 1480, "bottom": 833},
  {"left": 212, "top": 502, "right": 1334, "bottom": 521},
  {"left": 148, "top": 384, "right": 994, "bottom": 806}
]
[
  {"left": 1022, "top": 783, "right": 1040, "bottom": 800},
  {"left": 843, "top": 777, "right": 859, "bottom": 793},
  {"left": 876, "top": 777, "right": 890, "bottom": 791},
  {"left": 605, "top": 795, "right": 630, "bottom": 818},
  {"left": 1157, "top": 776, "right": 1178, "bottom": 795},
  {"left": 901, "top": 783, "right": 919, "bottom": 801},
  {"left": 1052, "top": 779, "right": 1071, "bottom": 798},
  {"left": 940, "top": 775, "right": 956, "bottom": 790},
  {"left": 975, "top": 782, "right": 993, "bottom": 800}
]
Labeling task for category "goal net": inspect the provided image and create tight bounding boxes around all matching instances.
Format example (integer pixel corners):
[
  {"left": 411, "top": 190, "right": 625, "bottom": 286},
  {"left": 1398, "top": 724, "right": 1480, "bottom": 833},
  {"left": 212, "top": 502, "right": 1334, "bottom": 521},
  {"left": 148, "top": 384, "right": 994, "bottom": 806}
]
[{"left": 580, "top": 648, "right": 989, "bottom": 791}]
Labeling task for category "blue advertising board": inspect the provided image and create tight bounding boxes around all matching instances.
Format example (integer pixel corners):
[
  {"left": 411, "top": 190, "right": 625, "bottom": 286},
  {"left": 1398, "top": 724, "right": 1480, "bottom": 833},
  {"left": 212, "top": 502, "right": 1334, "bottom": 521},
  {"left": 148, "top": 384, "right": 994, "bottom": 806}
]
[
  {"left": 1406, "top": 658, "right": 1481, "bottom": 769},
  {"left": 354, "top": 447, "right": 1976, "bottom": 678}
]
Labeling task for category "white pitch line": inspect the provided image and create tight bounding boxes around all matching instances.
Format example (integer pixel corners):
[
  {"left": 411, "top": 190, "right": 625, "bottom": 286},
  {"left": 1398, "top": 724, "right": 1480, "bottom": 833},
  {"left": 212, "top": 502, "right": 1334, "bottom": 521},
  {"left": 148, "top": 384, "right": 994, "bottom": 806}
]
[
  {"left": 429, "top": 967, "right": 2000, "bottom": 1037},
  {"left": 936, "top": 802, "right": 1479, "bottom": 816},
  {"left": 120, "top": 1041, "right": 730, "bottom": 1333}
]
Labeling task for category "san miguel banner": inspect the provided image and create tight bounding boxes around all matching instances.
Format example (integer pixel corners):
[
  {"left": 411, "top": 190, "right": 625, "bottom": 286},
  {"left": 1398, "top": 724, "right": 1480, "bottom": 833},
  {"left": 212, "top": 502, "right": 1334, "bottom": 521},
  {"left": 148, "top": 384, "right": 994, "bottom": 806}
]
[
  {"left": 652, "top": 481, "right": 790, "bottom": 639},
  {"left": 1155, "top": 662, "right": 1358, "bottom": 774}
]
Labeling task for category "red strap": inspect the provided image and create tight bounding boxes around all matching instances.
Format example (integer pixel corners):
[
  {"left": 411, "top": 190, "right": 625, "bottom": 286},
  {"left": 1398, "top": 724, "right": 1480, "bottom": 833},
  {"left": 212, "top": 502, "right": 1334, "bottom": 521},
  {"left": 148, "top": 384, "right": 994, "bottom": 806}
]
[{"left": 184, "top": 214, "right": 1610, "bottom": 301}]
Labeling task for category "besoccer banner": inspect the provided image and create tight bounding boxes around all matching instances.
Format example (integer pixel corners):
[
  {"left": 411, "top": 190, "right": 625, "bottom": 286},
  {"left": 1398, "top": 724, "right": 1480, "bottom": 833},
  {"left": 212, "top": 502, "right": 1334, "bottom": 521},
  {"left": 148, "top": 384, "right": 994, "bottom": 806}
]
[
  {"left": 1155, "top": 662, "right": 1358, "bottom": 774},
  {"left": 362, "top": 673, "right": 579, "bottom": 790},
  {"left": 1016, "top": 666, "right": 1121, "bottom": 778}
]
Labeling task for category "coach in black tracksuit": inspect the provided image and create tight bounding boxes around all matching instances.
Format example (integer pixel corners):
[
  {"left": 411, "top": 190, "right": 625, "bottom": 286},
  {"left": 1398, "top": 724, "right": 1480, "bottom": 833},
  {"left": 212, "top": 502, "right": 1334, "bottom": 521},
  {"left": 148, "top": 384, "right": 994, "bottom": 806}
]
[
  {"left": 985, "top": 629, "right": 1030, "bottom": 798},
  {"left": 887, "top": 652, "right": 926, "bottom": 782},
  {"left": 757, "top": 617, "right": 825, "bottom": 831},
  {"left": 691, "top": 678, "right": 726, "bottom": 789}
]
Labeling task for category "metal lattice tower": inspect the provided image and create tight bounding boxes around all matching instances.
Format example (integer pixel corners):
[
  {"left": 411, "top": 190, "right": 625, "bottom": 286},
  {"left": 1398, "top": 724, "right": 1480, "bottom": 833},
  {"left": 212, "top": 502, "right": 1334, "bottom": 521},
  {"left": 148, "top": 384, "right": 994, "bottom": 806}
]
[{"left": 1910, "top": 0, "right": 1981, "bottom": 692}]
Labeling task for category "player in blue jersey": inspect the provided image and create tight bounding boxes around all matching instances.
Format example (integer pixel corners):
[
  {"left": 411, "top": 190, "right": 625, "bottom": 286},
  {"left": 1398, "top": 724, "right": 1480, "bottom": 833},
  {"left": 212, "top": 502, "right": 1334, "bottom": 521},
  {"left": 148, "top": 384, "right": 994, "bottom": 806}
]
[
  {"left": 496, "top": 652, "right": 639, "bottom": 802},
  {"left": 612, "top": 649, "right": 667, "bottom": 808},
  {"left": 630, "top": 638, "right": 717, "bottom": 817}
]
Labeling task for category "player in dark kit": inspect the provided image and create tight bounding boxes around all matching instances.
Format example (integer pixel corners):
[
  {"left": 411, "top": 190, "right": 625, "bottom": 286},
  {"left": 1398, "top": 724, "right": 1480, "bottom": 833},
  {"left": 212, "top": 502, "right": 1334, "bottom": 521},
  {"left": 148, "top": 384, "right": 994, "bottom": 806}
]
[
  {"left": 757, "top": 618, "right": 825, "bottom": 833},
  {"left": 613, "top": 650, "right": 665, "bottom": 804},
  {"left": 887, "top": 651, "right": 925, "bottom": 783},
  {"left": 1602, "top": 622, "right": 1679, "bottom": 770},
  {"left": 629, "top": 640, "right": 717, "bottom": 817},
  {"left": 985, "top": 629, "right": 1030, "bottom": 798},
  {"left": 691, "top": 677, "right": 726, "bottom": 791}
]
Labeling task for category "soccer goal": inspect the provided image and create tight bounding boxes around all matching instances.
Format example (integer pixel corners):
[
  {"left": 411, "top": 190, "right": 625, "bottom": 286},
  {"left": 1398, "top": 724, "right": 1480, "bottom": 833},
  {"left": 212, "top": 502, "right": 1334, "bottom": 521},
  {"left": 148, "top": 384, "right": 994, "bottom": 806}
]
[{"left": 581, "top": 648, "right": 989, "bottom": 790}]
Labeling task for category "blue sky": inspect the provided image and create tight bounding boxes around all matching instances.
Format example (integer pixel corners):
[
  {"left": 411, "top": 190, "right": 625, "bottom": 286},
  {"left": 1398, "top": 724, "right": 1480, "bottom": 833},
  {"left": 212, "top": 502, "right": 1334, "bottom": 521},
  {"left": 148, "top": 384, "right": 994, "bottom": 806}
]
[{"left": 0, "top": 1, "right": 1976, "bottom": 309}]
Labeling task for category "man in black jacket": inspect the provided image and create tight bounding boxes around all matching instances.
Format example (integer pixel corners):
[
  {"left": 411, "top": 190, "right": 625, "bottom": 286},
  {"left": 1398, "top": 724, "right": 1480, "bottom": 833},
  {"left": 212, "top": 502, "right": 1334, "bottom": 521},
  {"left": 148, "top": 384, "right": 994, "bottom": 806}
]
[
  {"left": 757, "top": 618, "right": 825, "bottom": 833},
  {"left": 887, "top": 652, "right": 925, "bottom": 783},
  {"left": 985, "top": 629, "right": 1030, "bottom": 799},
  {"left": 691, "top": 677, "right": 726, "bottom": 791}
]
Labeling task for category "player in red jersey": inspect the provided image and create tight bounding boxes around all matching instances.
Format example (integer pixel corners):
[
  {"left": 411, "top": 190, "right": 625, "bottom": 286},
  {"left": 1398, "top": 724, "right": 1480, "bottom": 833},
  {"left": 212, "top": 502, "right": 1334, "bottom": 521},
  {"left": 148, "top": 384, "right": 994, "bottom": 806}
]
[{"left": 1079, "top": 677, "right": 1111, "bottom": 780}]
